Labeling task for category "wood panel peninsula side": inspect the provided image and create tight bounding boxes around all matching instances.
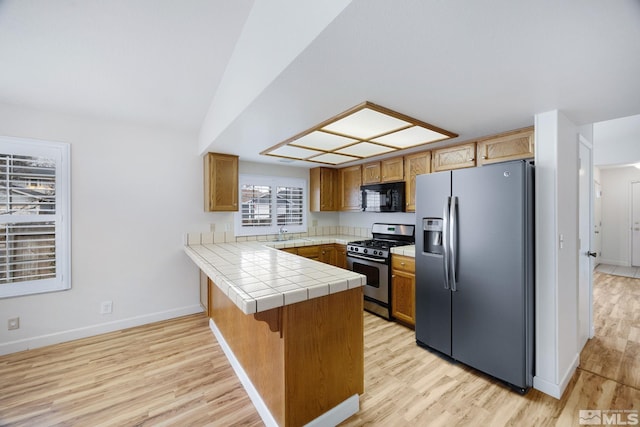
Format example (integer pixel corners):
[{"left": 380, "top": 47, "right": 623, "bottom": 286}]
[
  {"left": 184, "top": 240, "right": 366, "bottom": 426},
  {"left": 209, "top": 282, "right": 364, "bottom": 427}
]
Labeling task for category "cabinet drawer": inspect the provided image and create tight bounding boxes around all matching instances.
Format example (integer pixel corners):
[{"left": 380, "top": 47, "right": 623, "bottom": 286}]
[{"left": 392, "top": 255, "right": 415, "bottom": 273}]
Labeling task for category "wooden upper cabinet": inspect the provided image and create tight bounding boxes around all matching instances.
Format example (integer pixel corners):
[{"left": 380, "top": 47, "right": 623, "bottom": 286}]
[
  {"left": 362, "top": 162, "right": 381, "bottom": 185},
  {"left": 381, "top": 156, "right": 404, "bottom": 182},
  {"left": 432, "top": 142, "right": 476, "bottom": 172},
  {"left": 310, "top": 167, "right": 337, "bottom": 212},
  {"left": 362, "top": 157, "right": 404, "bottom": 185},
  {"left": 339, "top": 165, "right": 362, "bottom": 211},
  {"left": 204, "top": 152, "right": 238, "bottom": 212},
  {"left": 404, "top": 151, "right": 432, "bottom": 212},
  {"left": 477, "top": 127, "right": 534, "bottom": 166}
]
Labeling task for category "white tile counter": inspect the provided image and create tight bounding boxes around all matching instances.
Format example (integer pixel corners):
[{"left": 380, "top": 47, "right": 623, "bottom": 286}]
[
  {"left": 184, "top": 235, "right": 366, "bottom": 315},
  {"left": 390, "top": 244, "right": 416, "bottom": 257}
]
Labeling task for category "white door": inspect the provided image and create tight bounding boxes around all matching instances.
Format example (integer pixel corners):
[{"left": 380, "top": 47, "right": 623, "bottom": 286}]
[
  {"left": 594, "top": 179, "right": 602, "bottom": 266},
  {"left": 578, "top": 137, "right": 594, "bottom": 346},
  {"left": 632, "top": 182, "right": 640, "bottom": 266}
]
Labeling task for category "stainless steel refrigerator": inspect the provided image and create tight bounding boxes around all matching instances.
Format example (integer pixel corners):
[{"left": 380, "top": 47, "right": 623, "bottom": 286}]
[{"left": 415, "top": 160, "right": 534, "bottom": 392}]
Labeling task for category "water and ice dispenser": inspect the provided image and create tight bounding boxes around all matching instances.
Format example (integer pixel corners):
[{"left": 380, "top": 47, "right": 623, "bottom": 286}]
[{"left": 422, "top": 218, "right": 443, "bottom": 255}]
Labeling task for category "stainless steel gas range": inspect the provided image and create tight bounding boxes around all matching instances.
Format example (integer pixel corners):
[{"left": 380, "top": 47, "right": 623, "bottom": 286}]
[{"left": 346, "top": 223, "right": 415, "bottom": 320}]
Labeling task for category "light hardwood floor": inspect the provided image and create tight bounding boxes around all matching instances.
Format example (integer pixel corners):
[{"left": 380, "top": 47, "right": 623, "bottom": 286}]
[{"left": 1, "top": 272, "right": 638, "bottom": 426}]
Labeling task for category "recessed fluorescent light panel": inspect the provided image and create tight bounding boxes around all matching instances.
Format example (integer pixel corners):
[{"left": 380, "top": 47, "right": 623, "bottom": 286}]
[{"left": 261, "top": 101, "right": 457, "bottom": 165}]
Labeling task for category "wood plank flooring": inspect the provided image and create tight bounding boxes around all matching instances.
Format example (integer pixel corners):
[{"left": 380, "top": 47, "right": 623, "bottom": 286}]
[
  {"left": 1, "top": 271, "right": 638, "bottom": 426},
  {"left": 580, "top": 272, "right": 640, "bottom": 390}
]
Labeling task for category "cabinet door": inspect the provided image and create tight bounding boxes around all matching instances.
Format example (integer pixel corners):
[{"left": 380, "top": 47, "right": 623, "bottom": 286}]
[
  {"left": 391, "top": 255, "right": 416, "bottom": 327},
  {"left": 339, "top": 165, "right": 362, "bottom": 211},
  {"left": 204, "top": 153, "right": 238, "bottom": 211},
  {"left": 404, "top": 151, "right": 431, "bottom": 212},
  {"left": 381, "top": 156, "right": 404, "bottom": 182},
  {"left": 362, "top": 162, "right": 381, "bottom": 185},
  {"left": 310, "top": 167, "right": 337, "bottom": 211},
  {"left": 319, "top": 245, "right": 336, "bottom": 265},
  {"left": 432, "top": 143, "right": 476, "bottom": 172},
  {"left": 297, "top": 245, "right": 320, "bottom": 260},
  {"left": 334, "top": 244, "right": 347, "bottom": 269},
  {"left": 392, "top": 270, "right": 415, "bottom": 327},
  {"left": 477, "top": 127, "right": 534, "bottom": 166}
]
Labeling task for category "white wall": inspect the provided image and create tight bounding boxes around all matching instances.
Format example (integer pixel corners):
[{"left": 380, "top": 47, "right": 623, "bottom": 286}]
[
  {"left": 0, "top": 103, "right": 212, "bottom": 355},
  {"left": 593, "top": 114, "right": 640, "bottom": 167},
  {"left": 533, "top": 110, "right": 581, "bottom": 399},
  {"left": 598, "top": 166, "right": 640, "bottom": 266},
  {"left": 339, "top": 211, "right": 415, "bottom": 230}
]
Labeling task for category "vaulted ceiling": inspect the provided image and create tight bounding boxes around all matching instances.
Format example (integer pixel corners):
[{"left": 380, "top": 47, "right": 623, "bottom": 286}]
[{"left": 1, "top": 0, "right": 639, "bottom": 167}]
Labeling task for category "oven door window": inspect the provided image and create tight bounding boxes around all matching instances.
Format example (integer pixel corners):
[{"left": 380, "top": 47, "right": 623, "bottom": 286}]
[{"left": 352, "top": 262, "right": 380, "bottom": 288}]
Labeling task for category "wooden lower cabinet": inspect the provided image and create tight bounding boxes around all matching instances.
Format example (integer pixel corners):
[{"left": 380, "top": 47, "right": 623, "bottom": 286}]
[
  {"left": 335, "top": 244, "right": 347, "bottom": 269},
  {"left": 296, "top": 245, "right": 319, "bottom": 260},
  {"left": 209, "top": 281, "right": 364, "bottom": 426},
  {"left": 319, "top": 244, "right": 336, "bottom": 265},
  {"left": 288, "top": 244, "right": 347, "bottom": 269},
  {"left": 391, "top": 255, "right": 416, "bottom": 327}
]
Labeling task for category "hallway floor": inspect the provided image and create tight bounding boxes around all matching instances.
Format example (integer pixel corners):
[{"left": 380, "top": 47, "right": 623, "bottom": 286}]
[{"left": 595, "top": 263, "right": 640, "bottom": 279}]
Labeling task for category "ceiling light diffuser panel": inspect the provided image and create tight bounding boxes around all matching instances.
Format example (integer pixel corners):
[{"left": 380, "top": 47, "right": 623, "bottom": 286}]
[
  {"left": 261, "top": 101, "right": 457, "bottom": 165},
  {"left": 321, "top": 108, "right": 411, "bottom": 139}
]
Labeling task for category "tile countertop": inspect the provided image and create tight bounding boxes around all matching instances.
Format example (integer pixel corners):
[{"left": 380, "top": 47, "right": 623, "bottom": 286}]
[
  {"left": 184, "top": 235, "right": 366, "bottom": 315},
  {"left": 390, "top": 245, "right": 416, "bottom": 257}
]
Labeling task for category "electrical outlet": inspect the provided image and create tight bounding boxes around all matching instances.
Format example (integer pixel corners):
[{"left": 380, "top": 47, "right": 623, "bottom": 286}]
[
  {"left": 8, "top": 317, "right": 20, "bottom": 330},
  {"left": 100, "top": 301, "right": 113, "bottom": 314}
]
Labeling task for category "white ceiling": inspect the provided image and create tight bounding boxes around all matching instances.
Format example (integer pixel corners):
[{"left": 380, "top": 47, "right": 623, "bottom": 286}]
[
  {"left": 1, "top": 0, "right": 639, "bottom": 166},
  {"left": 0, "top": 0, "right": 253, "bottom": 132}
]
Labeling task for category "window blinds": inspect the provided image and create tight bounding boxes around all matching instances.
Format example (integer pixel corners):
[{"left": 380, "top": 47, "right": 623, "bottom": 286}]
[
  {"left": 0, "top": 154, "right": 57, "bottom": 285},
  {"left": 276, "top": 185, "right": 303, "bottom": 226}
]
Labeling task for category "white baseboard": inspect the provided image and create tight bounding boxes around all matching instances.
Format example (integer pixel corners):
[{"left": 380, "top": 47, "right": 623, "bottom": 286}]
[
  {"left": 533, "top": 353, "right": 580, "bottom": 399},
  {"left": 598, "top": 258, "right": 628, "bottom": 267},
  {"left": 0, "top": 305, "right": 203, "bottom": 356},
  {"left": 209, "top": 318, "right": 279, "bottom": 427},
  {"left": 209, "top": 318, "right": 360, "bottom": 427},
  {"left": 304, "top": 394, "right": 359, "bottom": 427}
]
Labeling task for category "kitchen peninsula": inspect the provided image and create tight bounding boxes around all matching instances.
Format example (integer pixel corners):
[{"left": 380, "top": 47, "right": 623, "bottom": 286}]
[{"left": 184, "top": 236, "right": 366, "bottom": 427}]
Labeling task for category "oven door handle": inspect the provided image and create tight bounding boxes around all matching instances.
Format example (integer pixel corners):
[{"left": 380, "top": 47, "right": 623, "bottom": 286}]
[{"left": 347, "top": 253, "right": 388, "bottom": 264}]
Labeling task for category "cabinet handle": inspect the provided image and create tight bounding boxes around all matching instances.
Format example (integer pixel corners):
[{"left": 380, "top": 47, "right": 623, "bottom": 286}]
[
  {"left": 468, "top": 158, "right": 474, "bottom": 162},
  {"left": 482, "top": 156, "right": 487, "bottom": 159},
  {"left": 400, "top": 262, "right": 405, "bottom": 266}
]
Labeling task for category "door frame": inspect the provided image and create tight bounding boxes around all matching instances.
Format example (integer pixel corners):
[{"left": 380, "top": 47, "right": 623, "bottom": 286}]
[
  {"left": 578, "top": 134, "right": 595, "bottom": 340},
  {"left": 629, "top": 180, "right": 640, "bottom": 267}
]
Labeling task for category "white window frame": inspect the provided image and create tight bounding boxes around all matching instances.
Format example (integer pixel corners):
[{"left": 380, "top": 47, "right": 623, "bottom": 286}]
[
  {"left": 235, "top": 174, "right": 307, "bottom": 237},
  {"left": 0, "top": 136, "right": 71, "bottom": 298}
]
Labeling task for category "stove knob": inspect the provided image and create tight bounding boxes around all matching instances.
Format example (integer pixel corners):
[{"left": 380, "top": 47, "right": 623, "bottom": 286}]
[
  {"left": 363, "top": 249, "right": 368, "bottom": 254},
  {"left": 373, "top": 250, "right": 379, "bottom": 256}
]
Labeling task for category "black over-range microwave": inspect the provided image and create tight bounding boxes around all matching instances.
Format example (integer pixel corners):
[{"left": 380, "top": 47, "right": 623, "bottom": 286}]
[{"left": 360, "top": 182, "right": 406, "bottom": 212}]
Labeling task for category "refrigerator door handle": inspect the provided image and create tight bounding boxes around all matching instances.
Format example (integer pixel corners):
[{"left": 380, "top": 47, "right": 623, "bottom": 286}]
[
  {"left": 450, "top": 196, "right": 458, "bottom": 292},
  {"left": 442, "top": 197, "right": 451, "bottom": 290}
]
